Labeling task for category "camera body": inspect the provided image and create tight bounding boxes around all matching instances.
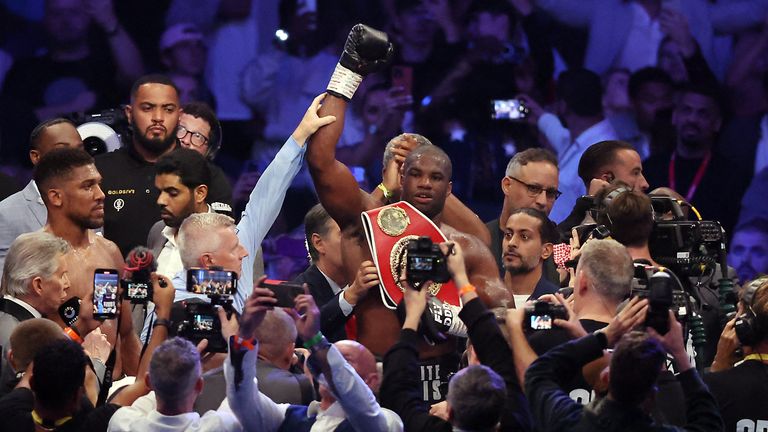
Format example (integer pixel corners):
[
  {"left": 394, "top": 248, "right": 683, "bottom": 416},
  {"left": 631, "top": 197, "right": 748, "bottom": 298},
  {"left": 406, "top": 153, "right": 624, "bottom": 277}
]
[
  {"left": 406, "top": 237, "right": 451, "bottom": 286},
  {"left": 649, "top": 220, "right": 723, "bottom": 278},
  {"left": 631, "top": 268, "right": 689, "bottom": 334},
  {"left": 176, "top": 301, "right": 228, "bottom": 353},
  {"left": 524, "top": 301, "right": 568, "bottom": 331}
]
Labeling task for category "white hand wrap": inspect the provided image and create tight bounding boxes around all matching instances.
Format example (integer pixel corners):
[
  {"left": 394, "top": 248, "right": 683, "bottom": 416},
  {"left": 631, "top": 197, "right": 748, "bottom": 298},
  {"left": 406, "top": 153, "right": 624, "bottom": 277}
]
[{"left": 327, "top": 63, "right": 363, "bottom": 100}]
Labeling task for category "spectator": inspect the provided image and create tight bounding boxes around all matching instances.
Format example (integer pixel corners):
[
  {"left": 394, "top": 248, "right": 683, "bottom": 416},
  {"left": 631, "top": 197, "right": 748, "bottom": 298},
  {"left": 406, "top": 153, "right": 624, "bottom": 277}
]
[
  {"left": 176, "top": 101, "right": 232, "bottom": 214},
  {"left": 0, "top": 118, "right": 83, "bottom": 277},
  {"left": 643, "top": 84, "right": 749, "bottom": 236},
  {"left": 525, "top": 297, "right": 723, "bottom": 432},
  {"left": 520, "top": 68, "right": 619, "bottom": 223},
  {"left": 240, "top": 0, "right": 338, "bottom": 145},
  {"left": 602, "top": 68, "right": 631, "bottom": 118},
  {"left": 294, "top": 204, "right": 379, "bottom": 342},
  {"left": 158, "top": 23, "right": 214, "bottom": 106},
  {"left": 705, "top": 277, "right": 768, "bottom": 431},
  {"left": 501, "top": 208, "right": 560, "bottom": 306},
  {"left": 728, "top": 218, "right": 768, "bottom": 284},
  {"left": 3, "top": 319, "right": 68, "bottom": 391},
  {"left": 0, "top": 0, "right": 143, "bottom": 167},
  {"left": 380, "top": 241, "right": 532, "bottom": 431},
  {"left": 612, "top": 67, "right": 675, "bottom": 159},
  {"left": 485, "top": 148, "right": 560, "bottom": 282},
  {"left": 535, "top": 0, "right": 766, "bottom": 77},
  {"left": 225, "top": 285, "right": 404, "bottom": 431}
]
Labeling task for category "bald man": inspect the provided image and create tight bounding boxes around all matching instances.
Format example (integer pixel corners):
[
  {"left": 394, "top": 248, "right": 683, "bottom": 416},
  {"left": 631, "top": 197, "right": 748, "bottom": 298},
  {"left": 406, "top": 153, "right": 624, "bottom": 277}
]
[{"left": 0, "top": 118, "right": 84, "bottom": 276}]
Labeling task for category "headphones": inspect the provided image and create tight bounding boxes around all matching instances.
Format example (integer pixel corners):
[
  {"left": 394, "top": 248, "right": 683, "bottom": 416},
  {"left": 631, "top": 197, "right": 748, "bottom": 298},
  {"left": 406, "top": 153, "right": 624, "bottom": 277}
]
[{"left": 734, "top": 276, "right": 768, "bottom": 346}]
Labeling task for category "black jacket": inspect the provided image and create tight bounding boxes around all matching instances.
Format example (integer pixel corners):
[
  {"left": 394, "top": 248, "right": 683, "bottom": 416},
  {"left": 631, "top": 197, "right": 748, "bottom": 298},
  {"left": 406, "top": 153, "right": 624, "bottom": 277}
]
[
  {"left": 525, "top": 333, "right": 723, "bottom": 432},
  {"left": 380, "top": 297, "right": 533, "bottom": 432},
  {"left": 292, "top": 264, "right": 350, "bottom": 343}
]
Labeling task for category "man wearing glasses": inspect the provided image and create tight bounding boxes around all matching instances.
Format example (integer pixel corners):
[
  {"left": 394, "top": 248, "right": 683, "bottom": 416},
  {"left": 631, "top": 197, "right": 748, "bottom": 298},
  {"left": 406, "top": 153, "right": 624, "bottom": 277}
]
[
  {"left": 486, "top": 149, "right": 561, "bottom": 284},
  {"left": 176, "top": 101, "right": 233, "bottom": 216}
]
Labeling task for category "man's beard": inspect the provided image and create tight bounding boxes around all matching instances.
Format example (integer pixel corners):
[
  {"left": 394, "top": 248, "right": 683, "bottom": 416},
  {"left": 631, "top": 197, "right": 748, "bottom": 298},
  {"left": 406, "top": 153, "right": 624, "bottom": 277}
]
[
  {"left": 73, "top": 214, "right": 103, "bottom": 230},
  {"left": 504, "top": 259, "right": 537, "bottom": 276},
  {"left": 131, "top": 119, "right": 176, "bottom": 156}
]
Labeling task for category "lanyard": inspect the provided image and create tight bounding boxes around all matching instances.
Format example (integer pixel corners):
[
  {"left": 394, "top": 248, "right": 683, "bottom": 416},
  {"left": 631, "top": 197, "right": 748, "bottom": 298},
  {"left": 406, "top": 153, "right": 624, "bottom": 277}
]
[
  {"left": 744, "top": 353, "right": 768, "bottom": 363},
  {"left": 669, "top": 151, "right": 711, "bottom": 202}
]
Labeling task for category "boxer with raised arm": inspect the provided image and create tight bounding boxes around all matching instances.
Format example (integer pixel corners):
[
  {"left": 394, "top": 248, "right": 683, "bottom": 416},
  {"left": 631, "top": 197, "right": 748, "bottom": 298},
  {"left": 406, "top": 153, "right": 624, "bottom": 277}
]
[{"left": 307, "top": 25, "right": 508, "bottom": 372}]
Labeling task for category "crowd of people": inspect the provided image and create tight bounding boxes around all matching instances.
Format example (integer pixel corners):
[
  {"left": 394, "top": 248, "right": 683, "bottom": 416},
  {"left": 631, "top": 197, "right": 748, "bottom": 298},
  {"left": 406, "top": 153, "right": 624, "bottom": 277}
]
[{"left": 0, "top": 0, "right": 767, "bottom": 431}]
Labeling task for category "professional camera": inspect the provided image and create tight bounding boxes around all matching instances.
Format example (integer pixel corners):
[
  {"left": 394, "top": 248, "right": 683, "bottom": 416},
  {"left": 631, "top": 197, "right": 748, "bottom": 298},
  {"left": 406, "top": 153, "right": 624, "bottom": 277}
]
[
  {"left": 524, "top": 300, "right": 568, "bottom": 331},
  {"left": 649, "top": 219, "right": 724, "bottom": 278},
  {"left": 176, "top": 268, "right": 237, "bottom": 353},
  {"left": 631, "top": 267, "right": 690, "bottom": 333},
  {"left": 71, "top": 108, "right": 128, "bottom": 156},
  {"left": 406, "top": 236, "right": 451, "bottom": 285}
]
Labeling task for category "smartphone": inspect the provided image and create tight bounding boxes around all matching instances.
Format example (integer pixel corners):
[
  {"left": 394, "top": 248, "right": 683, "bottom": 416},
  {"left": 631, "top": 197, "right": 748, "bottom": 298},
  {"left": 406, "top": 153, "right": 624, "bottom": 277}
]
[
  {"left": 93, "top": 269, "right": 119, "bottom": 319},
  {"left": 186, "top": 268, "right": 238, "bottom": 296},
  {"left": 261, "top": 280, "right": 305, "bottom": 308},
  {"left": 491, "top": 99, "right": 529, "bottom": 120},
  {"left": 391, "top": 65, "right": 413, "bottom": 97}
]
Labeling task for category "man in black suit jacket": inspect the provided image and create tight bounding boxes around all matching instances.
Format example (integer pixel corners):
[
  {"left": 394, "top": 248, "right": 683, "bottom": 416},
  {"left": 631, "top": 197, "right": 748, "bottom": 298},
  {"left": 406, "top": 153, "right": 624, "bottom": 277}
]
[{"left": 293, "top": 204, "right": 379, "bottom": 342}]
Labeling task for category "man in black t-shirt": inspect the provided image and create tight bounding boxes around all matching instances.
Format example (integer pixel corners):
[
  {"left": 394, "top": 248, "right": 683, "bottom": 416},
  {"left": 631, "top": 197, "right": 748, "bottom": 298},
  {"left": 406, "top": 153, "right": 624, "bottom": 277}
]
[
  {"left": 643, "top": 84, "right": 749, "bottom": 236},
  {"left": 704, "top": 278, "right": 768, "bottom": 431},
  {"left": 505, "top": 238, "right": 634, "bottom": 404}
]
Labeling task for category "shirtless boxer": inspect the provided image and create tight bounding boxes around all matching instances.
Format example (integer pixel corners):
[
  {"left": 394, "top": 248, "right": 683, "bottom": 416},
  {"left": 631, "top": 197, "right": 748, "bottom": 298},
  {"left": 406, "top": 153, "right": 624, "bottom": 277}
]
[
  {"left": 34, "top": 148, "right": 140, "bottom": 374},
  {"left": 307, "top": 25, "right": 508, "bottom": 364}
]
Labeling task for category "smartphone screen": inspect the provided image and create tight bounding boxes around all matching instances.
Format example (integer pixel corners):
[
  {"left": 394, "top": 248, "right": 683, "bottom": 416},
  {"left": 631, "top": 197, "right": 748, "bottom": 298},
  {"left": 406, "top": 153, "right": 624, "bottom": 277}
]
[
  {"left": 126, "top": 282, "right": 149, "bottom": 300},
  {"left": 491, "top": 99, "right": 528, "bottom": 120},
  {"left": 187, "top": 268, "right": 238, "bottom": 296},
  {"left": 530, "top": 314, "right": 553, "bottom": 330},
  {"left": 93, "top": 269, "right": 119, "bottom": 319}
]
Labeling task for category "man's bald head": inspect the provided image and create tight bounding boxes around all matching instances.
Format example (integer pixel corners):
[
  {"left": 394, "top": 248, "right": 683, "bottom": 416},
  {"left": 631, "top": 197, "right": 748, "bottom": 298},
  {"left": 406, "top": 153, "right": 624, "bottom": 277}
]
[{"left": 334, "top": 340, "right": 380, "bottom": 392}]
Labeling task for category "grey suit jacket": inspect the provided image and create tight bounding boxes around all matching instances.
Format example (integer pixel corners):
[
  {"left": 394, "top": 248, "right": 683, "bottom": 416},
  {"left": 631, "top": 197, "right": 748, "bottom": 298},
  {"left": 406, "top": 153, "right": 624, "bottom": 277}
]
[
  {"left": 146, "top": 220, "right": 167, "bottom": 259},
  {"left": 0, "top": 180, "right": 47, "bottom": 277}
]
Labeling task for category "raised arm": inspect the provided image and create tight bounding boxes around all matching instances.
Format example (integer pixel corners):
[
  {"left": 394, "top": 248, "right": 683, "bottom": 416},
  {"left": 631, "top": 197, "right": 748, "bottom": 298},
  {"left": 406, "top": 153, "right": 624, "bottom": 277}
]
[
  {"left": 235, "top": 94, "right": 335, "bottom": 311},
  {"left": 307, "top": 24, "right": 393, "bottom": 229}
]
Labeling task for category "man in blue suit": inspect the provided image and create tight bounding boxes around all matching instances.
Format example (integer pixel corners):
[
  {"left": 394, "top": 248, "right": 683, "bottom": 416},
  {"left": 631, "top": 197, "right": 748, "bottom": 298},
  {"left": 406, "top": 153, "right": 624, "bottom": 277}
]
[{"left": 0, "top": 119, "right": 84, "bottom": 277}]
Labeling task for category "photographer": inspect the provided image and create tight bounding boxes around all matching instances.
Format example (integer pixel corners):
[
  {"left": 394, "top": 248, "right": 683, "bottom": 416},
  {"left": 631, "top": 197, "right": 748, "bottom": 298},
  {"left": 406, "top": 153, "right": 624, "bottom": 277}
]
[
  {"left": 505, "top": 238, "right": 633, "bottom": 401},
  {"left": 525, "top": 300, "right": 723, "bottom": 432},
  {"left": 223, "top": 287, "right": 403, "bottom": 431},
  {"left": 595, "top": 184, "right": 722, "bottom": 366},
  {"left": 380, "top": 241, "right": 532, "bottom": 432},
  {"left": 704, "top": 277, "right": 768, "bottom": 430}
]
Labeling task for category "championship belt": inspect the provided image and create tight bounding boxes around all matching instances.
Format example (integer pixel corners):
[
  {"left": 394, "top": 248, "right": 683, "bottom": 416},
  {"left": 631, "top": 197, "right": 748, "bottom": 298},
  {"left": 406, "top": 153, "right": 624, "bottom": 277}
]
[{"left": 361, "top": 201, "right": 460, "bottom": 310}]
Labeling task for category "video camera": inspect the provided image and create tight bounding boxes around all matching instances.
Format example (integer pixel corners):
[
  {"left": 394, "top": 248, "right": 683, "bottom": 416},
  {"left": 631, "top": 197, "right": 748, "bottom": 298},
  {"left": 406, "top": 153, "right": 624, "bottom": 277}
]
[
  {"left": 406, "top": 237, "right": 451, "bottom": 286},
  {"left": 71, "top": 108, "right": 129, "bottom": 157},
  {"left": 176, "top": 268, "right": 238, "bottom": 353},
  {"left": 524, "top": 300, "right": 568, "bottom": 331},
  {"left": 631, "top": 269, "right": 689, "bottom": 334},
  {"left": 649, "top": 219, "right": 724, "bottom": 279}
]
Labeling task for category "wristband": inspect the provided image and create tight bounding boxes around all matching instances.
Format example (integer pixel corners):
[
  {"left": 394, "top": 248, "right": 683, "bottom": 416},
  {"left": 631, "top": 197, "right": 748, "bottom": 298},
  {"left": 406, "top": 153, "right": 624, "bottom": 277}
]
[
  {"left": 233, "top": 335, "right": 256, "bottom": 351},
  {"left": 459, "top": 283, "right": 476, "bottom": 296},
  {"left": 303, "top": 331, "right": 325, "bottom": 349},
  {"left": 377, "top": 183, "right": 394, "bottom": 200},
  {"left": 64, "top": 327, "right": 83, "bottom": 345},
  {"left": 152, "top": 318, "right": 172, "bottom": 330}
]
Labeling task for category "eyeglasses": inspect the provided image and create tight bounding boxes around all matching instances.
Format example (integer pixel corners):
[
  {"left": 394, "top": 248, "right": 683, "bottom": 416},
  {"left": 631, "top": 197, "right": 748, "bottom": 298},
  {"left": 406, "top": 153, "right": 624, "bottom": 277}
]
[
  {"left": 176, "top": 125, "right": 209, "bottom": 148},
  {"left": 507, "top": 176, "right": 562, "bottom": 200}
]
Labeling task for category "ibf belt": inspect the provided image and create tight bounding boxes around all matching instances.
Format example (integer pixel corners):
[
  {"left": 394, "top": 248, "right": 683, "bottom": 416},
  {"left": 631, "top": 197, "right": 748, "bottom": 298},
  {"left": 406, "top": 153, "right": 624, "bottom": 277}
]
[{"left": 361, "top": 201, "right": 460, "bottom": 310}]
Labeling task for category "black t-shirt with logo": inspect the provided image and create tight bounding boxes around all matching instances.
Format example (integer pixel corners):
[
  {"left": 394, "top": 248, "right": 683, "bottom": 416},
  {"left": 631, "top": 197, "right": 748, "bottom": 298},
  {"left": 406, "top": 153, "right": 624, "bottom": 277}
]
[{"left": 704, "top": 360, "right": 768, "bottom": 431}]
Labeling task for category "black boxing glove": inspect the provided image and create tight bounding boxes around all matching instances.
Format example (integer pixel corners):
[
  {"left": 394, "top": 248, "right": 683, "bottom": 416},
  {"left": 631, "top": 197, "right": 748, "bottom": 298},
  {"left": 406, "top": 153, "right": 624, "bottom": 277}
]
[{"left": 327, "top": 23, "right": 393, "bottom": 101}]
